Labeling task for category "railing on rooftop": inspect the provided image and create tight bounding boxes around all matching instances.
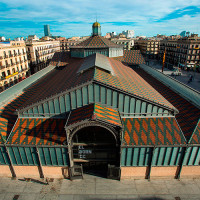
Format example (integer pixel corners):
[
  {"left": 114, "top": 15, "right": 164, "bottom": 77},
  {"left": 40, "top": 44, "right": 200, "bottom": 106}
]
[{"left": 120, "top": 112, "right": 173, "bottom": 118}]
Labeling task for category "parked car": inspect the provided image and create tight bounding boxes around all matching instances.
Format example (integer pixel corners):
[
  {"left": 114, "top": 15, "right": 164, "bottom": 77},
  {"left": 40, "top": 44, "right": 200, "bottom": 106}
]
[{"left": 171, "top": 67, "right": 182, "bottom": 76}]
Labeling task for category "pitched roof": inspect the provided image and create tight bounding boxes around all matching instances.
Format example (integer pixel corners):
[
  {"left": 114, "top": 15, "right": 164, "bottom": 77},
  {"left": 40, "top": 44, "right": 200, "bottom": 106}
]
[
  {"left": 15, "top": 53, "right": 175, "bottom": 112},
  {"left": 71, "top": 35, "right": 121, "bottom": 49},
  {"left": 114, "top": 50, "right": 146, "bottom": 65},
  {"left": 189, "top": 119, "right": 200, "bottom": 144},
  {"left": 7, "top": 118, "right": 66, "bottom": 145},
  {"left": 122, "top": 117, "right": 186, "bottom": 146},
  {"left": 18, "top": 56, "right": 94, "bottom": 110},
  {"left": 135, "top": 68, "right": 200, "bottom": 141},
  {"left": 78, "top": 53, "right": 115, "bottom": 75},
  {"left": 67, "top": 103, "right": 122, "bottom": 127},
  {"left": 0, "top": 66, "right": 71, "bottom": 144},
  {"left": 94, "top": 58, "right": 176, "bottom": 111}
]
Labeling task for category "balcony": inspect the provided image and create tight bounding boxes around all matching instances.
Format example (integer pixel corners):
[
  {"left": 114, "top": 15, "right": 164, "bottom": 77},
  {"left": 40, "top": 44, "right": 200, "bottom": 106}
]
[
  {"left": 6, "top": 64, "right": 11, "bottom": 67},
  {"left": 16, "top": 61, "right": 20, "bottom": 64},
  {"left": 9, "top": 54, "right": 13, "bottom": 57},
  {"left": 5, "top": 55, "right": 9, "bottom": 58},
  {"left": 5, "top": 71, "right": 18, "bottom": 79},
  {"left": 20, "top": 60, "right": 23, "bottom": 64},
  {"left": 0, "top": 56, "right": 3, "bottom": 59},
  {"left": 14, "top": 53, "right": 18, "bottom": 57}
]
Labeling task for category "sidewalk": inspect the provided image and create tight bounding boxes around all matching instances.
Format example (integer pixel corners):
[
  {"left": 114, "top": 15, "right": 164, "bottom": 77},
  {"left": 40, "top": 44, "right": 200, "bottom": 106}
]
[
  {"left": 148, "top": 61, "right": 200, "bottom": 92},
  {"left": 0, "top": 175, "right": 200, "bottom": 200}
]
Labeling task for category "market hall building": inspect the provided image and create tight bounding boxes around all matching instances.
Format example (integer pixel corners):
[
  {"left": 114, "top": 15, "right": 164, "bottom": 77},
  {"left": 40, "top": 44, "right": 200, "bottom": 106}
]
[{"left": 0, "top": 22, "right": 200, "bottom": 180}]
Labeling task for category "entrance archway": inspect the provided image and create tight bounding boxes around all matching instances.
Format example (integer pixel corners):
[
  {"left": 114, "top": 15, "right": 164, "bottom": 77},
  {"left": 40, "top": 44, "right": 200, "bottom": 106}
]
[{"left": 70, "top": 123, "right": 120, "bottom": 177}]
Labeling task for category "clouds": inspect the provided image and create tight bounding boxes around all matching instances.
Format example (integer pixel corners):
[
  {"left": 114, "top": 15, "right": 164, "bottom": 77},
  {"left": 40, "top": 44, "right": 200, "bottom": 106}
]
[{"left": 0, "top": 0, "right": 200, "bottom": 38}]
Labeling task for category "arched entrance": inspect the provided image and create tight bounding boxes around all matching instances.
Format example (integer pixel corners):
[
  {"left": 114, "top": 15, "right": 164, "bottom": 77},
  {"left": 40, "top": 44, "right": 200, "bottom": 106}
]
[{"left": 69, "top": 123, "right": 120, "bottom": 177}]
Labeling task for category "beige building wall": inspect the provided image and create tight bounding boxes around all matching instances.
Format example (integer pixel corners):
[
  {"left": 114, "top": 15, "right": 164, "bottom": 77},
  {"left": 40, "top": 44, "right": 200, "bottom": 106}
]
[
  {"left": 111, "top": 38, "right": 134, "bottom": 50},
  {"left": 135, "top": 40, "right": 160, "bottom": 58},
  {"left": 0, "top": 165, "right": 69, "bottom": 179},
  {"left": 121, "top": 167, "right": 147, "bottom": 179},
  {"left": 26, "top": 40, "right": 60, "bottom": 73},
  {"left": 0, "top": 41, "right": 30, "bottom": 92}
]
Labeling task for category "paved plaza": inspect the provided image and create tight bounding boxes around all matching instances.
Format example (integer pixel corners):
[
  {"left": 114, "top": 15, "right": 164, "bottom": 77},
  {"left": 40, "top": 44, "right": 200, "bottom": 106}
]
[
  {"left": 0, "top": 175, "right": 200, "bottom": 200},
  {"left": 148, "top": 60, "right": 200, "bottom": 92}
]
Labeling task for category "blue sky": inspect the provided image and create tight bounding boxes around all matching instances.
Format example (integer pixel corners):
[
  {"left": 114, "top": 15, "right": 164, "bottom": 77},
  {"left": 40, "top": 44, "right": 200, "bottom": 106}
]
[{"left": 0, "top": 0, "right": 200, "bottom": 39}]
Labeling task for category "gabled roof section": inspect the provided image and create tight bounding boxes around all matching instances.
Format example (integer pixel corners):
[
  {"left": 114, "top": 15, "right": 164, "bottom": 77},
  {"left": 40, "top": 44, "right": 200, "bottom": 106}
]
[
  {"left": 71, "top": 35, "right": 121, "bottom": 49},
  {"left": 114, "top": 50, "right": 146, "bottom": 65},
  {"left": 94, "top": 58, "right": 176, "bottom": 111},
  {"left": 189, "top": 119, "right": 200, "bottom": 144},
  {"left": 66, "top": 103, "right": 122, "bottom": 128},
  {"left": 134, "top": 68, "right": 200, "bottom": 141},
  {"left": 77, "top": 53, "right": 115, "bottom": 75},
  {"left": 123, "top": 50, "right": 146, "bottom": 65},
  {"left": 122, "top": 117, "right": 187, "bottom": 146},
  {"left": 7, "top": 118, "right": 66, "bottom": 145},
  {"left": 17, "top": 56, "right": 94, "bottom": 110}
]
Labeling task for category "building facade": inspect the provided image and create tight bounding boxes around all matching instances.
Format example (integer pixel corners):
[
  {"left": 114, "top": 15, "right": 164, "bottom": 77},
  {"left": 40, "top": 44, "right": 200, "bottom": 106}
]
[
  {"left": 159, "top": 34, "right": 200, "bottom": 70},
  {"left": 0, "top": 22, "right": 199, "bottom": 180},
  {"left": 135, "top": 40, "right": 160, "bottom": 59},
  {"left": 70, "top": 22, "right": 123, "bottom": 58},
  {"left": 0, "top": 41, "right": 30, "bottom": 92},
  {"left": 44, "top": 25, "right": 51, "bottom": 37},
  {"left": 26, "top": 40, "right": 60, "bottom": 74},
  {"left": 122, "top": 30, "right": 134, "bottom": 38},
  {"left": 111, "top": 38, "right": 134, "bottom": 50}
]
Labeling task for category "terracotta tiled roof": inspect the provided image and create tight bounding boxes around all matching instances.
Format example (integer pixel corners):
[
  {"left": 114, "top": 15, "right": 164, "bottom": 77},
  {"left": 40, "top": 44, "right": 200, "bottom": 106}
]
[
  {"left": 189, "top": 119, "right": 200, "bottom": 144},
  {"left": 122, "top": 117, "right": 186, "bottom": 146},
  {"left": 7, "top": 118, "right": 66, "bottom": 145},
  {"left": 94, "top": 58, "right": 176, "bottom": 110},
  {"left": 50, "top": 52, "right": 69, "bottom": 67},
  {"left": 71, "top": 35, "right": 121, "bottom": 48},
  {"left": 0, "top": 74, "right": 55, "bottom": 144},
  {"left": 67, "top": 103, "right": 122, "bottom": 127},
  {"left": 123, "top": 50, "right": 146, "bottom": 65},
  {"left": 135, "top": 68, "right": 200, "bottom": 141},
  {"left": 18, "top": 57, "right": 94, "bottom": 110},
  {"left": 114, "top": 50, "right": 146, "bottom": 65}
]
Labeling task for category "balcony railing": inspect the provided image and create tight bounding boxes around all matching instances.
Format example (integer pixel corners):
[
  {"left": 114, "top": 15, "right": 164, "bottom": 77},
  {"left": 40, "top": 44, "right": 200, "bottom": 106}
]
[
  {"left": 5, "top": 72, "right": 18, "bottom": 79},
  {"left": 0, "top": 56, "right": 3, "bottom": 59},
  {"left": 6, "top": 64, "right": 11, "bottom": 67}
]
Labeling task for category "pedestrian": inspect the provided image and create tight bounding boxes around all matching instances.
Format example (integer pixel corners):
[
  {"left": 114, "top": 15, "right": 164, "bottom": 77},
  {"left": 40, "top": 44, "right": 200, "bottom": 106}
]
[{"left": 188, "top": 75, "right": 193, "bottom": 83}]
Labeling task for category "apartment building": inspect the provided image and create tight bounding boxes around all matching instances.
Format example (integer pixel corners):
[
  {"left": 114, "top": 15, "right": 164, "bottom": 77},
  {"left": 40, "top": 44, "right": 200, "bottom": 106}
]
[
  {"left": 60, "top": 37, "right": 90, "bottom": 52},
  {"left": 159, "top": 34, "right": 200, "bottom": 70},
  {"left": 26, "top": 40, "right": 60, "bottom": 74},
  {"left": 110, "top": 38, "right": 134, "bottom": 50},
  {"left": 0, "top": 41, "right": 29, "bottom": 92},
  {"left": 135, "top": 40, "right": 160, "bottom": 59}
]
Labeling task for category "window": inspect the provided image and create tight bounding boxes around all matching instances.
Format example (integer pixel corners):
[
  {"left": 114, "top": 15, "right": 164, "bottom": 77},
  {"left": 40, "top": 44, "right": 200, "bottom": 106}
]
[{"left": 2, "top": 72, "right": 6, "bottom": 77}]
